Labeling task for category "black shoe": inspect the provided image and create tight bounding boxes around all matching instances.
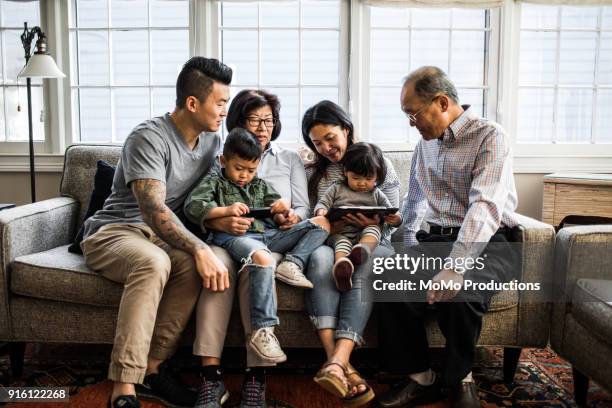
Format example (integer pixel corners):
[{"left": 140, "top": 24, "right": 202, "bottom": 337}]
[
  {"left": 135, "top": 361, "right": 197, "bottom": 408},
  {"left": 108, "top": 395, "right": 141, "bottom": 408},
  {"left": 240, "top": 376, "right": 267, "bottom": 408},
  {"left": 376, "top": 376, "right": 444, "bottom": 408},
  {"left": 195, "top": 375, "right": 229, "bottom": 408},
  {"left": 450, "top": 381, "right": 480, "bottom": 408}
]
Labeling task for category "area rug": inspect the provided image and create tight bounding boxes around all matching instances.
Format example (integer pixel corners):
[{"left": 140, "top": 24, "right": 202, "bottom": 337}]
[{"left": 1, "top": 345, "right": 610, "bottom": 407}]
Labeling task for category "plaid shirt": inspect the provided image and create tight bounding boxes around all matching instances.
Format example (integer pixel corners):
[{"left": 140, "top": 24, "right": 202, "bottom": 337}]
[{"left": 401, "top": 106, "right": 519, "bottom": 269}]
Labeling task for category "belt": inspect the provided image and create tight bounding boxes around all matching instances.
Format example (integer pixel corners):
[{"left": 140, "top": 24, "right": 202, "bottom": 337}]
[{"left": 428, "top": 224, "right": 513, "bottom": 237}]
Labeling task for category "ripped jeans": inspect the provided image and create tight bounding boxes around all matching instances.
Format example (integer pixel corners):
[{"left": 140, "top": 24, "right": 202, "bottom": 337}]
[{"left": 212, "top": 219, "right": 329, "bottom": 329}]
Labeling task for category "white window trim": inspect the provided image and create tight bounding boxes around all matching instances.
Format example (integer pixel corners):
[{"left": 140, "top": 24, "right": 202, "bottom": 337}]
[{"left": 1, "top": 0, "right": 612, "bottom": 174}]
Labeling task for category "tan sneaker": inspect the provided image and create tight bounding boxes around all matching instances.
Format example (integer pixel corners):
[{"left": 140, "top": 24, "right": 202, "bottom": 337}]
[
  {"left": 275, "top": 261, "right": 314, "bottom": 288},
  {"left": 248, "top": 327, "right": 287, "bottom": 364}
]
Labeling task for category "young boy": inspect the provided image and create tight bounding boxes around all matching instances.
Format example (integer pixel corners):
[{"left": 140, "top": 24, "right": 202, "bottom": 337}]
[{"left": 184, "top": 127, "right": 330, "bottom": 363}]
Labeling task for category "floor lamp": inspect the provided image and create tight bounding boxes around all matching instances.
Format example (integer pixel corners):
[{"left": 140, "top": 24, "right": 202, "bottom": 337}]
[{"left": 18, "top": 22, "right": 65, "bottom": 203}]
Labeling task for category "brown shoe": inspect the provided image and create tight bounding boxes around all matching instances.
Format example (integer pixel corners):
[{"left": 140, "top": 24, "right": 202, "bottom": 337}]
[
  {"left": 451, "top": 381, "right": 481, "bottom": 408},
  {"left": 347, "top": 244, "right": 371, "bottom": 267},
  {"left": 333, "top": 257, "right": 354, "bottom": 292}
]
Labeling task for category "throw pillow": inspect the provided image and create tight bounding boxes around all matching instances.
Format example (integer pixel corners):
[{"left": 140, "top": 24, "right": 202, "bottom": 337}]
[{"left": 68, "top": 160, "right": 115, "bottom": 254}]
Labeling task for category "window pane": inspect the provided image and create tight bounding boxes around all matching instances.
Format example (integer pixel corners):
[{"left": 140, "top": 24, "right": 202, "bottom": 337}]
[
  {"left": 0, "top": 88, "right": 4, "bottom": 141},
  {"left": 458, "top": 88, "right": 484, "bottom": 117},
  {"left": 302, "top": 31, "right": 338, "bottom": 85},
  {"left": 521, "top": 3, "right": 558, "bottom": 30},
  {"left": 451, "top": 31, "right": 485, "bottom": 86},
  {"left": 302, "top": 87, "right": 338, "bottom": 116},
  {"left": 558, "top": 32, "right": 596, "bottom": 85},
  {"left": 152, "top": 87, "right": 174, "bottom": 118},
  {"left": 411, "top": 30, "right": 449, "bottom": 72},
  {"left": 370, "top": 87, "right": 407, "bottom": 143},
  {"left": 222, "top": 2, "right": 257, "bottom": 27},
  {"left": 371, "top": 30, "right": 409, "bottom": 86},
  {"left": 561, "top": 6, "right": 597, "bottom": 29},
  {"left": 152, "top": 30, "right": 188, "bottom": 86},
  {"left": 79, "top": 88, "right": 112, "bottom": 142},
  {"left": 5, "top": 86, "right": 43, "bottom": 141},
  {"left": 516, "top": 88, "right": 554, "bottom": 143},
  {"left": 75, "top": 0, "right": 109, "bottom": 28},
  {"left": 78, "top": 31, "right": 110, "bottom": 85},
  {"left": 261, "top": 30, "right": 298, "bottom": 85},
  {"left": 261, "top": 1, "right": 298, "bottom": 27},
  {"left": 595, "top": 89, "right": 612, "bottom": 143},
  {"left": 412, "top": 9, "right": 451, "bottom": 29},
  {"left": 603, "top": 6, "right": 612, "bottom": 29},
  {"left": 269, "top": 87, "right": 299, "bottom": 143},
  {"left": 114, "top": 88, "right": 150, "bottom": 143},
  {"left": 151, "top": 0, "right": 189, "bottom": 27},
  {"left": 111, "top": 0, "right": 147, "bottom": 28},
  {"left": 370, "top": 7, "right": 409, "bottom": 28},
  {"left": 2, "top": 0, "right": 39, "bottom": 27},
  {"left": 556, "top": 88, "right": 593, "bottom": 143},
  {"left": 112, "top": 30, "right": 149, "bottom": 86},
  {"left": 222, "top": 30, "right": 258, "bottom": 85},
  {"left": 301, "top": 0, "right": 339, "bottom": 28},
  {"left": 519, "top": 31, "right": 556, "bottom": 85},
  {"left": 452, "top": 9, "right": 486, "bottom": 29},
  {"left": 599, "top": 32, "right": 612, "bottom": 85},
  {"left": 3, "top": 30, "right": 25, "bottom": 85}
]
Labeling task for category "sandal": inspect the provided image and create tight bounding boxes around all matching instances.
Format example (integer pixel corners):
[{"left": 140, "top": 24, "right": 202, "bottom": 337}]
[
  {"left": 313, "top": 359, "right": 350, "bottom": 398},
  {"left": 342, "top": 364, "right": 375, "bottom": 407}
]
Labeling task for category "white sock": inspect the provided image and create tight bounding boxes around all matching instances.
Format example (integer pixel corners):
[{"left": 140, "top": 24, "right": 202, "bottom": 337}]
[
  {"left": 409, "top": 369, "right": 435, "bottom": 386},
  {"left": 461, "top": 371, "right": 474, "bottom": 383}
]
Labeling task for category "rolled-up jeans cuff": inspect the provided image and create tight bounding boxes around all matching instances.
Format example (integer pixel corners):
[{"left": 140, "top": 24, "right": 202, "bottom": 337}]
[
  {"left": 108, "top": 364, "right": 145, "bottom": 384},
  {"left": 335, "top": 330, "right": 365, "bottom": 347},
  {"left": 309, "top": 315, "right": 337, "bottom": 330}
]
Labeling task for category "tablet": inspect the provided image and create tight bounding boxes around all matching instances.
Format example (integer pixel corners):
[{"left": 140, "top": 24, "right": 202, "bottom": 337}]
[
  {"left": 326, "top": 206, "right": 399, "bottom": 222},
  {"left": 243, "top": 207, "right": 273, "bottom": 219}
]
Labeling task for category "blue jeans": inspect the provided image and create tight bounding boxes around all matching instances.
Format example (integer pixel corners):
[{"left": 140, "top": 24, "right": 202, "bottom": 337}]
[
  {"left": 304, "top": 242, "right": 395, "bottom": 346},
  {"left": 212, "top": 219, "right": 329, "bottom": 330}
]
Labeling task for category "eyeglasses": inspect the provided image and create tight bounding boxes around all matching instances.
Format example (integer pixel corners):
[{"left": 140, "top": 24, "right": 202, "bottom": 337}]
[
  {"left": 403, "top": 96, "right": 438, "bottom": 123},
  {"left": 246, "top": 117, "right": 276, "bottom": 128}
]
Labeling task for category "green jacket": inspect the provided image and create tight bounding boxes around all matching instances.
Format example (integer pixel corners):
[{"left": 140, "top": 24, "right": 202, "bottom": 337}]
[{"left": 184, "top": 170, "right": 281, "bottom": 233}]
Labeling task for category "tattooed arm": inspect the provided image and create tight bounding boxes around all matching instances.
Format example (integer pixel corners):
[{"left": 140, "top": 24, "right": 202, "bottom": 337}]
[{"left": 131, "top": 179, "right": 229, "bottom": 291}]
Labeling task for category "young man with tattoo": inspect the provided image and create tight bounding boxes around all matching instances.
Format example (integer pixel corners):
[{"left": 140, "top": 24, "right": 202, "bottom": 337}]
[{"left": 80, "top": 57, "right": 233, "bottom": 408}]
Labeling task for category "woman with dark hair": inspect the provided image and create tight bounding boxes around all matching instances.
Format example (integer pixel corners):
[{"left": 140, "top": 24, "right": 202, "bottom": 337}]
[
  {"left": 192, "top": 89, "right": 311, "bottom": 407},
  {"left": 302, "top": 100, "right": 400, "bottom": 407}
]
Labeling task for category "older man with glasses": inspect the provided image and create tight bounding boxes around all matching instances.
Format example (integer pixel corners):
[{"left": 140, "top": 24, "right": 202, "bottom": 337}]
[{"left": 376, "top": 66, "right": 521, "bottom": 408}]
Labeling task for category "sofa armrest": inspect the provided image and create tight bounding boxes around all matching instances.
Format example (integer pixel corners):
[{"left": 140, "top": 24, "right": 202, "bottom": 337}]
[
  {"left": 514, "top": 213, "right": 556, "bottom": 346},
  {"left": 0, "top": 197, "right": 79, "bottom": 340}
]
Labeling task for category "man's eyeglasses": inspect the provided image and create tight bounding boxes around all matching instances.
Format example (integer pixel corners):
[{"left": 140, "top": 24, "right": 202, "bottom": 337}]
[
  {"left": 247, "top": 117, "right": 276, "bottom": 128},
  {"left": 403, "top": 96, "right": 439, "bottom": 123}
]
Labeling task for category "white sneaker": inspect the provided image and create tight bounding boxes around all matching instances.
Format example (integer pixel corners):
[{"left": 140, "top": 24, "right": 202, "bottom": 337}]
[
  {"left": 275, "top": 261, "right": 314, "bottom": 288},
  {"left": 248, "top": 327, "right": 287, "bottom": 364}
]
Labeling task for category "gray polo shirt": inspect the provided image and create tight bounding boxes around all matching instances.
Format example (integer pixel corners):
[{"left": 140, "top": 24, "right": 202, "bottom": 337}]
[{"left": 83, "top": 113, "right": 221, "bottom": 238}]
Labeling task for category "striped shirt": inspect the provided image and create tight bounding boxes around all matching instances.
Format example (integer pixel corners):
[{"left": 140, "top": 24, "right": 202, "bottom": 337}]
[
  {"left": 307, "top": 157, "right": 401, "bottom": 244},
  {"left": 401, "top": 106, "right": 519, "bottom": 267}
]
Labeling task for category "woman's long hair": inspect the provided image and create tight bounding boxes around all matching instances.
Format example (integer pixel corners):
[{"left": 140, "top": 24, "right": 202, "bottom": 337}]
[{"left": 301, "top": 100, "right": 355, "bottom": 200}]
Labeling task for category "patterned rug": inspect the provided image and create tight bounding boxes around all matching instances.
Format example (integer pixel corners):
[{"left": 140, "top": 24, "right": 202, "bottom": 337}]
[{"left": 1, "top": 345, "right": 610, "bottom": 407}]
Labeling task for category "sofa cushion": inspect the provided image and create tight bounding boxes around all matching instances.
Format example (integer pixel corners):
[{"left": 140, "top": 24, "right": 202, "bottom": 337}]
[
  {"left": 11, "top": 245, "right": 123, "bottom": 307},
  {"left": 571, "top": 278, "right": 612, "bottom": 343}
]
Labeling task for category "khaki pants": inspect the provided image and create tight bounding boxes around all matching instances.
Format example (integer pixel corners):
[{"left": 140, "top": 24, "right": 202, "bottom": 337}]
[
  {"left": 81, "top": 223, "right": 202, "bottom": 383},
  {"left": 193, "top": 245, "right": 282, "bottom": 367}
]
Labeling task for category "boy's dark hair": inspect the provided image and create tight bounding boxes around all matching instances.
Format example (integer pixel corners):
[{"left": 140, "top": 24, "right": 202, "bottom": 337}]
[
  {"left": 223, "top": 128, "right": 263, "bottom": 162},
  {"left": 226, "top": 89, "right": 282, "bottom": 141},
  {"left": 343, "top": 142, "right": 387, "bottom": 186},
  {"left": 176, "top": 57, "right": 232, "bottom": 108}
]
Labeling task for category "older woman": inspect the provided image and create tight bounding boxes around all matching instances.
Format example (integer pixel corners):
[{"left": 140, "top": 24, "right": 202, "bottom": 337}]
[
  {"left": 302, "top": 100, "right": 400, "bottom": 407},
  {"left": 192, "top": 89, "right": 310, "bottom": 407}
]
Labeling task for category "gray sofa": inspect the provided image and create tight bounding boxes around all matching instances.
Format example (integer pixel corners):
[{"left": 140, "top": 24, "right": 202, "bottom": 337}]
[
  {"left": 0, "top": 144, "right": 555, "bottom": 380},
  {"left": 551, "top": 225, "right": 612, "bottom": 406}
]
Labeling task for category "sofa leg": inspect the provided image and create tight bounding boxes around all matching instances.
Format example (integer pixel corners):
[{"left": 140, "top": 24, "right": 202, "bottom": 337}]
[
  {"left": 503, "top": 347, "right": 522, "bottom": 383},
  {"left": 9, "top": 342, "right": 26, "bottom": 378},
  {"left": 572, "top": 367, "right": 589, "bottom": 407}
]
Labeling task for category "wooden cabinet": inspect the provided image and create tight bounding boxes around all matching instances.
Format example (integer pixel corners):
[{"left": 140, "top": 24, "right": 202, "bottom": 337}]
[{"left": 542, "top": 173, "right": 612, "bottom": 227}]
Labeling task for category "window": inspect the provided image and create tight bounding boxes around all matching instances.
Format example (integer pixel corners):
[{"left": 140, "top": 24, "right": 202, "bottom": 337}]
[
  {"left": 217, "top": 0, "right": 345, "bottom": 143},
  {"left": 69, "top": 0, "right": 190, "bottom": 143},
  {"left": 517, "top": 4, "right": 612, "bottom": 144},
  {"left": 0, "top": 0, "right": 42, "bottom": 142},
  {"left": 364, "top": 6, "right": 495, "bottom": 145}
]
